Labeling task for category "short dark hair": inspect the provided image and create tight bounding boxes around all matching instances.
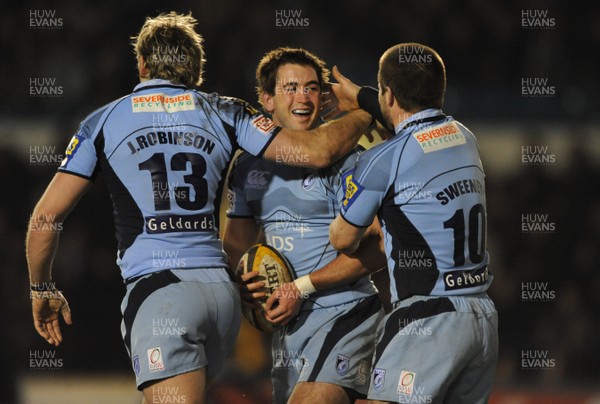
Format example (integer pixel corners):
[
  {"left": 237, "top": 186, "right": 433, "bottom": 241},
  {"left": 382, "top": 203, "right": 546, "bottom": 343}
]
[
  {"left": 378, "top": 43, "right": 446, "bottom": 111},
  {"left": 255, "top": 47, "right": 330, "bottom": 105},
  {"left": 131, "top": 12, "right": 205, "bottom": 88}
]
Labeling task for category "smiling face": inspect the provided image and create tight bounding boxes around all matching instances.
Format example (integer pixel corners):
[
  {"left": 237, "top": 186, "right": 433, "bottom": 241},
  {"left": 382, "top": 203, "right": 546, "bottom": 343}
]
[{"left": 261, "top": 63, "right": 322, "bottom": 131}]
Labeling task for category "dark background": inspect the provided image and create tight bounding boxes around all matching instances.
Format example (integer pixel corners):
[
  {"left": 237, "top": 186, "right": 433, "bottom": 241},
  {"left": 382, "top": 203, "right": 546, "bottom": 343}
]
[{"left": 2, "top": 0, "right": 599, "bottom": 402}]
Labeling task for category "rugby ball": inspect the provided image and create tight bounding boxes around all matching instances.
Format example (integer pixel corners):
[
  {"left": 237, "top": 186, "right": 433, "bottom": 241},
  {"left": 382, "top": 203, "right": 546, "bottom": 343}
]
[{"left": 236, "top": 244, "right": 295, "bottom": 333}]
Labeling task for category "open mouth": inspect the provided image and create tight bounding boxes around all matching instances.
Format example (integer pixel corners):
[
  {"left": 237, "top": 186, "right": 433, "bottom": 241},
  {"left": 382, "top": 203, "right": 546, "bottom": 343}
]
[{"left": 292, "top": 108, "right": 312, "bottom": 117}]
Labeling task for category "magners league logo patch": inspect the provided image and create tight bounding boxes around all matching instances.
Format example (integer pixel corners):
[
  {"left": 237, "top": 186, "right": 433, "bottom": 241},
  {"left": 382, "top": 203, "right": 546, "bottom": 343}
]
[{"left": 341, "top": 170, "right": 364, "bottom": 212}]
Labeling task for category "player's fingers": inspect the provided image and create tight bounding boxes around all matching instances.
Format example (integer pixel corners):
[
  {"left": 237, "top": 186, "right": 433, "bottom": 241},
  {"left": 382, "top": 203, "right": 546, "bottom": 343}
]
[
  {"left": 265, "top": 307, "right": 288, "bottom": 324},
  {"left": 62, "top": 306, "right": 72, "bottom": 325},
  {"left": 253, "top": 291, "right": 267, "bottom": 299},
  {"left": 264, "top": 309, "right": 281, "bottom": 323},
  {"left": 240, "top": 271, "right": 260, "bottom": 282},
  {"left": 240, "top": 299, "right": 262, "bottom": 309},
  {"left": 45, "top": 321, "right": 61, "bottom": 346},
  {"left": 34, "top": 320, "right": 50, "bottom": 340},
  {"left": 277, "top": 312, "right": 295, "bottom": 326},
  {"left": 43, "top": 323, "right": 58, "bottom": 346},
  {"left": 330, "top": 85, "right": 346, "bottom": 105},
  {"left": 239, "top": 281, "right": 265, "bottom": 295},
  {"left": 241, "top": 290, "right": 266, "bottom": 298},
  {"left": 264, "top": 293, "right": 278, "bottom": 311},
  {"left": 241, "top": 291, "right": 266, "bottom": 302},
  {"left": 51, "top": 320, "right": 63, "bottom": 344},
  {"left": 245, "top": 281, "right": 266, "bottom": 292},
  {"left": 332, "top": 66, "right": 346, "bottom": 83}
]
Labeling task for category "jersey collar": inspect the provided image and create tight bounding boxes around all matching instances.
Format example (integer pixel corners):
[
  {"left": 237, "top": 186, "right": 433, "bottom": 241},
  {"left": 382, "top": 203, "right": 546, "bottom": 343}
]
[
  {"left": 394, "top": 108, "right": 446, "bottom": 134},
  {"left": 133, "top": 79, "right": 189, "bottom": 93}
]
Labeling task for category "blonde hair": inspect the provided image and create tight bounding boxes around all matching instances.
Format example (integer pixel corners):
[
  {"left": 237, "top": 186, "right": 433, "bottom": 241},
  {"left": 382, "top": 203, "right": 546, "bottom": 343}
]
[{"left": 131, "top": 12, "right": 205, "bottom": 87}]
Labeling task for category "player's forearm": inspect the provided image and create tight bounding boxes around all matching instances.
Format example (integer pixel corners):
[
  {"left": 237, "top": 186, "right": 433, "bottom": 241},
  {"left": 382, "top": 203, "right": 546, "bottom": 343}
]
[
  {"left": 26, "top": 218, "right": 60, "bottom": 284},
  {"left": 308, "top": 254, "right": 370, "bottom": 291},
  {"left": 223, "top": 238, "right": 246, "bottom": 273},
  {"left": 222, "top": 218, "right": 262, "bottom": 273},
  {"left": 307, "top": 109, "right": 372, "bottom": 167},
  {"left": 301, "top": 233, "right": 386, "bottom": 294}
]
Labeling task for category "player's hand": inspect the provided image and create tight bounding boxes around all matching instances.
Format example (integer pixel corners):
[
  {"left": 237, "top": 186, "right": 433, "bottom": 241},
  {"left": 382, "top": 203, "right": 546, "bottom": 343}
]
[
  {"left": 320, "top": 82, "right": 343, "bottom": 121},
  {"left": 361, "top": 121, "right": 394, "bottom": 146},
  {"left": 238, "top": 271, "right": 268, "bottom": 309},
  {"left": 31, "top": 290, "right": 72, "bottom": 347},
  {"left": 330, "top": 66, "right": 361, "bottom": 112},
  {"left": 264, "top": 282, "right": 303, "bottom": 325}
]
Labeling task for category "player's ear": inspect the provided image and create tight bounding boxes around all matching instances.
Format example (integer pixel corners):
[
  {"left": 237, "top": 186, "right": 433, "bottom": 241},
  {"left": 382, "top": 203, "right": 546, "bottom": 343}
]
[
  {"left": 261, "top": 91, "right": 275, "bottom": 114},
  {"left": 383, "top": 86, "right": 395, "bottom": 108},
  {"left": 137, "top": 56, "right": 149, "bottom": 79}
]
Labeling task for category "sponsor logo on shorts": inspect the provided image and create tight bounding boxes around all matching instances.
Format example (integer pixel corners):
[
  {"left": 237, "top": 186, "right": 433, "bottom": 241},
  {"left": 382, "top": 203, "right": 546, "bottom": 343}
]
[
  {"left": 341, "top": 170, "right": 364, "bottom": 212},
  {"left": 147, "top": 347, "right": 165, "bottom": 372},
  {"left": 131, "top": 92, "right": 195, "bottom": 113},
  {"left": 373, "top": 368, "right": 386, "bottom": 391},
  {"left": 336, "top": 354, "right": 350, "bottom": 376},
  {"left": 413, "top": 121, "right": 465, "bottom": 154},
  {"left": 132, "top": 355, "right": 140, "bottom": 376},
  {"left": 302, "top": 172, "right": 316, "bottom": 191},
  {"left": 397, "top": 370, "right": 416, "bottom": 396},
  {"left": 355, "top": 359, "right": 370, "bottom": 385},
  {"left": 251, "top": 115, "right": 276, "bottom": 134}
]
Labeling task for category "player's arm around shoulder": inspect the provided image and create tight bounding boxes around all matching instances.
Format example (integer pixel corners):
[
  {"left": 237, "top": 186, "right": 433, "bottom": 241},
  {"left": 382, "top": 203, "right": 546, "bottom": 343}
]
[
  {"left": 26, "top": 172, "right": 92, "bottom": 346},
  {"left": 263, "top": 109, "right": 372, "bottom": 168}
]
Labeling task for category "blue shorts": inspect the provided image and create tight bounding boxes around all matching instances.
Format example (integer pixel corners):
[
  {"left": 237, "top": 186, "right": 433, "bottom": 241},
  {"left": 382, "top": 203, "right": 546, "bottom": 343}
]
[
  {"left": 368, "top": 293, "right": 498, "bottom": 403},
  {"left": 120, "top": 268, "right": 241, "bottom": 390},
  {"left": 271, "top": 295, "right": 384, "bottom": 402}
]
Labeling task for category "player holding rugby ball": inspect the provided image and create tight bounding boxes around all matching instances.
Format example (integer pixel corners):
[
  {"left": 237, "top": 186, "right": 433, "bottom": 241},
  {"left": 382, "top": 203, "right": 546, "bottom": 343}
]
[
  {"left": 224, "top": 47, "right": 386, "bottom": 403},
  {"left": 25, "top": 12, "right": 373, "bottom": 404}
]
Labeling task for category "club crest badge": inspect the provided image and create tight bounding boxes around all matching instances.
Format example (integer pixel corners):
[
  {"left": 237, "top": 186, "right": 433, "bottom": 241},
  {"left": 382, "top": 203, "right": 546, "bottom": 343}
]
[{"left": 336, "top": 354, "right": 350, "bottom": 376}]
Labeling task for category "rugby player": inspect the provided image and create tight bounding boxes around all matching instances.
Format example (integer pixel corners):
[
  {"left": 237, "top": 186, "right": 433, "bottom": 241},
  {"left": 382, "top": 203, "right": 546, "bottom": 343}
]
[
  {"left": 223, "top": 47, "right": 386, "bottom": 403},
  {"left": 329, "top": 43, "right": 498, "bottom": 403},
  {"left": 25, "top": 12, "right": 372, "bottom": 404}
]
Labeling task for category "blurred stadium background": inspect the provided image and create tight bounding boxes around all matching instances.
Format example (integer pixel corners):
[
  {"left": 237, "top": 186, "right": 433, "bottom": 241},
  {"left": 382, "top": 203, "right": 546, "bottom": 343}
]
[{"left": 2, "top": 1, "right": 600, "bottom": 403}]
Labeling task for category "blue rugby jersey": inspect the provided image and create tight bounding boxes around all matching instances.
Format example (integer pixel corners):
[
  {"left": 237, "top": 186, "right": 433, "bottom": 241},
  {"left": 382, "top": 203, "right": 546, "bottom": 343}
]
[
  {"left": 340, "top": 109, "right": 492, "bottom": 303},
  {"left": 58, "top": 79, "right": 280, "bottom": 280},
  {"left": 227, "top": 150, "right": 377, "bottom": 310}
]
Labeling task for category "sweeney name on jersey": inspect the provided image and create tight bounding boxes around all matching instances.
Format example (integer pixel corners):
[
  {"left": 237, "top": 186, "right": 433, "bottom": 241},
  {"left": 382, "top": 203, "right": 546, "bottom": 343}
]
[{"left": 340, "top": 110, "right": 492, "bottom": 300}]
